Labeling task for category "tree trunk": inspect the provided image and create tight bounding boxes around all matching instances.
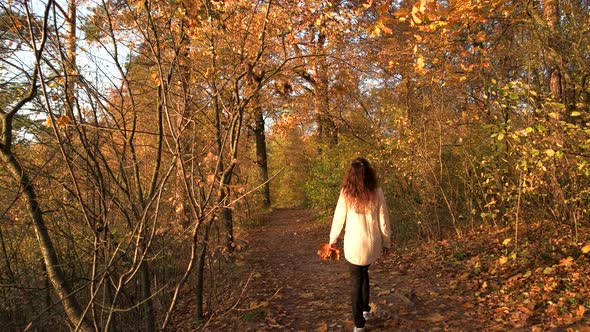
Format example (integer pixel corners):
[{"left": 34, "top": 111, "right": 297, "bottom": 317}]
[
  {"left": 313, "top": 30, "right": 337, "bottom": 148},
  {"left": 195, "top": 221, "right": 211, "bottom": 321},
  {"left": 139, "top": 260, "right": 155, "bottom": 332},
  {"left": 220, "top": 187, "right": 234, "bottom": 251},
  {"left": 0, "top": 148, "right": 93, "bottom": 331},
  {"left": 209, "top": 26, "right": 234, "bottom": 252},
  {"left": 65, "top": 0, "right": 78, "bottom": 115},
  {"left": 212, "top": 86, "right": 234, "bottom": 253},
  {"left": 66, "top": 0, "right": 77, "bottom": 67},
  {"left": 253, "top": 100, "right": 271, "bottom": 209},
  {"left": 543, "top": 0, "right": 566, "bottom": 109}
]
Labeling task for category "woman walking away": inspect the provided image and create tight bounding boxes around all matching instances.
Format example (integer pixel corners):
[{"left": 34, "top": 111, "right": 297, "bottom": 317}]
[{"left": 329, "top": 158, "right": 391, "bottom": 332}]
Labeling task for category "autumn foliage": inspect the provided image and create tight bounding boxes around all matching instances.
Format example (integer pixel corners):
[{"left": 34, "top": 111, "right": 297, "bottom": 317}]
[
  {"left": 0, "top": 0, "right": 589, "bottom": 330},
  {"left": 317, "top": 243, "right": 341, "bottom": 261}
]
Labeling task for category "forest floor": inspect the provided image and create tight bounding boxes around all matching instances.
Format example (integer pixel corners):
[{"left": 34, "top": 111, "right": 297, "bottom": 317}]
[{"left": 193, "top": 208, "right": 590, "bottom": 331}]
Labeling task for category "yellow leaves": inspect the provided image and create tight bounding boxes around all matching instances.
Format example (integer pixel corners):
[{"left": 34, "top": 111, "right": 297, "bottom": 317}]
[
  {"left": 150, "top": 72, "right": 161, "bottom": 87},
  {"left": 502, "top": 238, "right": 512, "bottom": 246},
  {"left": 48, "top": 76, "right": 65, "bottom": 88},
  {"left": 411, "top": 5, "right": 423, "bottom": 25},
  {"left": 581, "top": 243, "right": 590, "bottom": 254},
  {"left": 175, "top": 7, "right": 186, "bottom": 18},
  {"left": 410, "top": 0, "right": 436, "bottom": 26},
  {"left": 370, "top": 20, "right": 393, "bottom": 37},
  {"left": 498, "top": 256, "right": 508, "bottom": 265},
  {"left": 175, "top": 202, "right": 184, "bottom": 214},
  {"left": 44, "top": 115, "right": 72, "bottom": 129},
  {"left": 415, "top": 55, "right": 426, "bottom": 75},
  {"left": 412, "top": 44, "right": 426, "bottom": 74},
  {"left": 544, "top": 149, "right": 555, "bottom": 157},
  {"left": 134, "top": 0, "right": 145, "bottom": 10},
  {"left": 317, "top": 243, "right": 340, "bottom": 261}
]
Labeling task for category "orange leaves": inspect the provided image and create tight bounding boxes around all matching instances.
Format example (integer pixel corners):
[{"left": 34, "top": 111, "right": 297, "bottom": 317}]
[
  {"left": 44, "top": 115, "right": 72, "bottom": 129},
  {"left": 150, "top": 72, "right": 161, "bottom": 87},
  {"left": 576, "top": 305, "right": 585, "bottom": 317},
  {"left": 317, "top": 243, "right": 340, "bottom": 261},
  {"left": 57, "top": 115, "right": 72, "bottom": 128},
  {"left": 559, "top": 256, "right": 575, "bottom": 267}
]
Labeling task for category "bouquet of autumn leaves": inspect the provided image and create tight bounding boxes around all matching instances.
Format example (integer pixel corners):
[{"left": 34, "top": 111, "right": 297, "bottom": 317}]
[{"left": 317, "top": 243, "right": 340, "bottom": 261}]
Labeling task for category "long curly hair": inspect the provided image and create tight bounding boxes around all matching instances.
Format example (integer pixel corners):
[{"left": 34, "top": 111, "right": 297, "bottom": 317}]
[{"left": 341, "top": 157, "right": 378, "bottom": 210}]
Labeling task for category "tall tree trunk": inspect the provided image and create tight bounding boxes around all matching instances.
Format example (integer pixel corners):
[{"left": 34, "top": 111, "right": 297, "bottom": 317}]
[
  {"left": 64, "top": 0, "right": 78, "bottom": 120},
  {"left": 213, "top": 92, "right": 234, "bottom": 253},
  {"left": 207, "top": 9, "right": 234, "bottom": 252},
  {"left": 0, "top": 149, "right": 93, "bottom": 331},
  {"left": 66, "top": 0, "right": 77, "bottom": 68},
  {"left": 220, "top": 186, "right": 234, "bottom": 252},
  {"left": 42, "top": 258, "right": 51, "bottom": 309},
  {"left": 543, "top": 0, "right": 566, "bottom": 110},
  {"left": 195, "top": 221, "right": 212, "bottom": 321},
  {"left": 313, "top": 30, "right": 337, "bottom": 148},
  {"left": 253, "top": 98, "right": 270, "bottom": 209},
  {"left": 140, "top": 260, "right": 155, "bottom": 332}
]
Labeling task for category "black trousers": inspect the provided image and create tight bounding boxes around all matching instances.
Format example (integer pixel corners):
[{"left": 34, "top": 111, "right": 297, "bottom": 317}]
[{"left": 348, "top": 262, "right": 371, "bottom": 328}]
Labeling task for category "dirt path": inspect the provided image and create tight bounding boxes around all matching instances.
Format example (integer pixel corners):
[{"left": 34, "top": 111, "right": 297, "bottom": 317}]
[{"left": 207, "top": 208, "right": 495, "bottom": 331}]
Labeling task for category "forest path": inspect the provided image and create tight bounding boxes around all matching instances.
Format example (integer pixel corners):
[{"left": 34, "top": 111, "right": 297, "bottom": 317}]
[{"left": 207, "top": 208, "right": 495, "bottom": 331}]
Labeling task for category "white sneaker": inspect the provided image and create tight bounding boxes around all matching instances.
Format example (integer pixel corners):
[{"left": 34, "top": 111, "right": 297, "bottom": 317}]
[
  {"left": 363, "top": 311, "right": 371, "bottom": 320},
  {"left": 353, "top": 327, "right": 365, "bottom": 332}
]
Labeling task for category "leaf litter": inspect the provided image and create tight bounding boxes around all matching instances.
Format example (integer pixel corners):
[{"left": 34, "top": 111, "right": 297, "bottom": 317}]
[{"left": 184, "top": 209, "right": 589, "bottom": 331}]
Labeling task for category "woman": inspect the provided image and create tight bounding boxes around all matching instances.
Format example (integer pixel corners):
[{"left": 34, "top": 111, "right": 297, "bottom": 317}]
[{"left": 329, "top": 158, "right": 391, "bottom": 332}]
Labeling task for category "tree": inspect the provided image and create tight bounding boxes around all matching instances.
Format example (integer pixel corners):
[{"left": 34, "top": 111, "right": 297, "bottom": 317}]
[{"left": 0, "top": 1, "right": 93, "bottom": 330}]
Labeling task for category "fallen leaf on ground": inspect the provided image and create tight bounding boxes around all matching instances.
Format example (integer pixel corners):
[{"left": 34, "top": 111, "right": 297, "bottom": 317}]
[
  {"left": 315, "top": 321, "right": 328, "bottom": 332},
  {"left": 300, "top": 292, "right": 314, "bottom": 299},
  {"left": 577, "top": 305, "right": 585, "bottom": 317},
  {"left": 424, "top": 312, "right": 446, "bottom": 322},
  {"left": 249, "top": 300, "right": 268, "bottom": 309}
]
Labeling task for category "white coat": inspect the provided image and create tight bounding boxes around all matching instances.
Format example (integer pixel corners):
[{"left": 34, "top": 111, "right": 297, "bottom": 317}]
[{"left": 329, "top": 188, "right": 391, "bottom": 266}]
